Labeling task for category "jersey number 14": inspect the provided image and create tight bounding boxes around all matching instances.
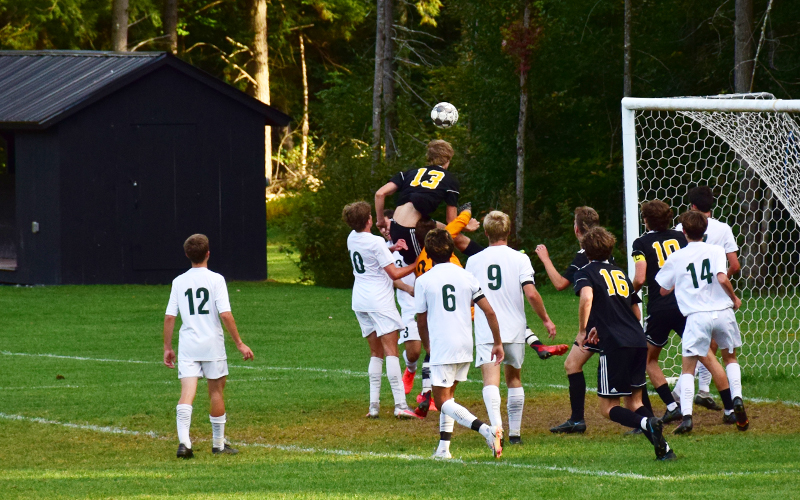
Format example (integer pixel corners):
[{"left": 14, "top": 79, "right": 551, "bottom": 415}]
[{"left": 686, "top": 259, "right": 712, "bottom": 288}]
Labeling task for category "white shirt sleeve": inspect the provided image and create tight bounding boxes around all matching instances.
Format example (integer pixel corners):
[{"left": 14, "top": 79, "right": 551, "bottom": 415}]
[
  {"left": 375, "top": 238, "right": 394, "bottom": 269},
  {"left": 414, "top": 279, "right": 427, "bottom": 314},
  {"left": 656, "top": 257, "right": 676, "bottom": 290},
  {"left": 468, "top": 273, "right": 484, "bottom": 301},
  {"left": 519, "top": 255, "right": 535, "bottom": 285},
  {"left": 214, "top": 275, "right": 232, "bottom": 314},
  {"left": 722, "top": 225, "right": 739, "bottom": 253},
  {"left": 166, "top": 283, "right": 179, "bottom": 316},
  {"left": 712, "top": 246, "right": 728, "bottom": 276}
]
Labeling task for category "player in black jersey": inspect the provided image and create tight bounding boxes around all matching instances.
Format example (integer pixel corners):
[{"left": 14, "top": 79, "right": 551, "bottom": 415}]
[
  {"left": 576, "top": 227, "right": 675, "bottom": 460},
  {"left": 374, "top": 140, "right": 483, "bottom": 265}
]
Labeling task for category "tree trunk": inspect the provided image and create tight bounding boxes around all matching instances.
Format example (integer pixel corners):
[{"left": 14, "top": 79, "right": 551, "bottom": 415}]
[
  {"left": 623, "top": 0, "right": 632, "bottom": 97},
  {"left": 111, "top": 0, "right": 129, "bottom": 51},
  {"left": 300, "top": 34, "right": 309, "bottom": 177},
  {"left": 734, "top": 0, "right": 754, "bottom": 93},
  {"left": 514, "top": 1, "right": 530, "bottom": 241},
  {"left": 382, "top": 0, "right": 397, "bottom": 161},
  {"left": 371, "top": 0, "right": 385, "bottom": 171},
  {"left": 164, "top": 0, "right": 179, "bottom": 54},
  {"left": 252, "top": 0, "right": 272, "bottom": 182}
]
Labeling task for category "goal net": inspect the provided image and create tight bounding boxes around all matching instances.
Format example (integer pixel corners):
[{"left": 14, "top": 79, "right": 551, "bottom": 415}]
[{"left": 622, "top": 94, "right": 800, "bottom": 377}]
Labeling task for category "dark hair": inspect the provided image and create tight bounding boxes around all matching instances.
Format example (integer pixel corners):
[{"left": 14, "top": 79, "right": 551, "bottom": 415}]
[
  {"left": 184, "top": 234, "right": 210, "bottom": 264},
  {"left": 383, "top": 208, "right": 395, "bottom": 219},
  {"left": 424, "top": 228, "right": 455, "bottom": 264},
  {"left": 415, "top": 217, "right": 437, "bottom": 249},
  {"left": 688, "top": 186, "right": 714, "bottom": 213},
  {"left": 680, "top": 210, "right": 708, "bottom": 241},
  {"left": 342, "top": 201, "right": 372, "bottom": 231},
  {"left": 574, "top": 206, "right": 600, "bottom": 235},
  {"left": 581, "top": 227, "right": 616, "bottom": 261},
  {"left": 641, "top": 200, "right": 674, "bottom": 232}
]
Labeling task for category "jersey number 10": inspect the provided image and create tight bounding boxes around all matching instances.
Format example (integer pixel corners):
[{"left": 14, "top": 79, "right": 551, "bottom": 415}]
[{"left": 651, "top": 239, "right": 681, "bottom": 268}]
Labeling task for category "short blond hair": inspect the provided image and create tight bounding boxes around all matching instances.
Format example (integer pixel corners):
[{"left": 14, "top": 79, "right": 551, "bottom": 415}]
[
  {"left": 483, "top": 211, "right": 511, "bottom": 243},
  {"left": 426, "top": 140, "right": 454, "bottom": 166}
]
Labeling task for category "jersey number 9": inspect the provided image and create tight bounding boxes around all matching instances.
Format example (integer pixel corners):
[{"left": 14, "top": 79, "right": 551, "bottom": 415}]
[{"left": 487, "top": 265, "right": 502, "bottom": 290}]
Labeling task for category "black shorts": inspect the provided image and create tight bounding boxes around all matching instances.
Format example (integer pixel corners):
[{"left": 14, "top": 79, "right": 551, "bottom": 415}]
[
  {"left": 597, "top": 347, "right": 647, "bottom": 398},
  {"left": 390, "top": 220, "right": 421, "bottom": 265},
  {"left": 573, "top": 340, "right": 602, "bottom": 354},
  {"left": 644, "top": 309, "right": 686, "bottom": 348}
]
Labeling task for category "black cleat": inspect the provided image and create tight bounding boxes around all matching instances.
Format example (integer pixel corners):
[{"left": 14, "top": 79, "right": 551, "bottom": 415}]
[
  {"left": 658, "top": 449, "right": 678, "bottom": 461},
  {"left": 722, "top": 412, "right": 737, "bottom": 424},
  {"left": 625, "top": 427, "right": 644, "bottom": 435},
  {"left": 646, "top": 417, "right": 668, "bottom": 459},
  {"left": 458, "top": 202, "right": 472, "bottom": 214},
  {"left": 177, "top": 443, "right": 194, "bottom": 459},
  {"left": 212, "top": 443, "right": 239, "bottom": 455},
  {"left": 694, "top": 393, "right": 722, "bottom": 411},
  {"left": 733, "top": 397, "right": 749, "bottom": 431},
  {"left": 509, "top": 435, "right": 523, "bottom": 445},
  {"left": 673, "top": 415, "right": 693, "bottom": 435},
  {"left": 660, "top": 406, "right": 682, "bottom": 424},
  {"left": 550, "top": 419, "right": 586, "bottom": 434}
]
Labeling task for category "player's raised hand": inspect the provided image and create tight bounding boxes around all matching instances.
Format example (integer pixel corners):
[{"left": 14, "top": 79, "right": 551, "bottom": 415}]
[
  {"left": 534, "top": 244, "right": 550, "bottom": 261},
  {"left": 543, "top": 319, "right": 557, "bottom": 339},
  {"left": 164, "top": 348, "right": 176, "bottom": 368},
  {"left": 394, "top": 239, "right": 408, "bottom": 251},
  {"left": 492, "top": 344, "right": 505, "bottom": 365},
  {"left": 466, "top": 218, "right": 480, "bottom": 232},
  {"left": 376, "top": 215, "right": 388, "bottom": 231},
  {"left": 237, "top": 342, "right": 254, "bottom": 361}
]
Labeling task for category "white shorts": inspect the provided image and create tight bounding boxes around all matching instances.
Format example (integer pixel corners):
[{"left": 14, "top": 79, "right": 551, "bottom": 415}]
[
  {"left": 430, "top": 362, "right": 470, "bottom": 388},
  {"left": 682, "top": 309, "right": 742, "bottom": 357},
  {"left": 475, "top": 343, "right": 525, "bottom": 369},
  {"left": 398, "top": 318, "right": 420, "bottom": 344},
  {"left": 355, "top": 309, "right": 403, "bottom": 337},
  {"left": 178, "top": 359, "right": 229, "bottom": 380}
]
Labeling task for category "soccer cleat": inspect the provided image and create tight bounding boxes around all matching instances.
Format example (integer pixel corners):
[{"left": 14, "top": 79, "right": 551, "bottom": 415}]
[
  {"left": 366, "top": 402, "right": 380, "bottom": 419},
  {"left": 532, "top": 343, "right": 570, "bottom": 360},
  {"left": 402, "top": 368, "right": 415, "bottom": 395},
  {"left": 484, "top": 426, "right": 503, "bottom": 458},
  {"left": 416, "top": 390, "right": 438, "bottom": 412},
  {"left": 395, "top": 406, "right": 423, "bottom": 420},
  {"left": 212, "top": 443, "right": 239, "bottom": 455},
  {"left": 673, "top": 415, "right": 693, "bottom": 435},
  {"left": 458, "top": 202, "right": 472, "bottom": 214},
  {"left": 415, "top": 391, "right": 432, "bottom": 418},
  {"left": 660, "top": 406, "right": 682, "bottom": 424},
  {"left": 646, "top": 417, "right": 668, "bottom": 459},
  {"left": 625, "top": 427, "right": 644, "bottom": 435},
  {"left": 549, "top": 419, "right": 586, "bottom": 434},
  {"left": 176, "top": 443, "right": 194, "bottom": 459},
  {"left": 694, "top": 393, "right": 722, "bottom": 411},
  {"left": 658, "top": 449, "right": 678, "bottom": 461},
  {"left": 733, "top": 397, "right": 749, "bottom": 431},
  {"left": 508, "top": 435, "right": 523, "bottom": 445},
  {"left": 722, "top": 412, "right": 737, "bottom": 424},
  {"left": 432, "top": 448, "right": 452, "bottom": 460}
]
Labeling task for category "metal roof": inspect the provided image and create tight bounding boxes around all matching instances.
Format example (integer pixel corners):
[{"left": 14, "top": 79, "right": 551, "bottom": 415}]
[{"left": 0, "top": 50, "right": 291, "bottom": 129}]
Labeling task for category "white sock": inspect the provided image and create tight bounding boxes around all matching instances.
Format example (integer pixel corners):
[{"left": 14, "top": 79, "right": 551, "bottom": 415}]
[
  {"left": 667, "top": 402, "right": 678, "bottom": 412},
  {"left": 698, "top": 363, "right": 712, "bottom": 394},
  {"left": 726, "top": 362, "right": 743, "bottom": 400},
  {"left": 403, "top": 351, "right": 417, "bottom": 373},
  {"left": 440, "top": 399, "right": 479, "bottom": 429},
  {"left": 672, "top": 376, "right": 682, "bottom": 400},
  {"left": 482, "top": 385, "right": 502, "bottom": 429},
  {"left": 422, "top": 360, "right": 432, "bottom": 393},
  {"left": 438, "top": 412, "right": 454, "bottom": 452},
  {"left": 385, "top": 356, "right": 407, "bottom": 408},
  {"left": 679, "top": 373, "right": 695, "bottom": 416},
  {"left": 640, "top": 417, "right": 649, "bottom": 431},
  {"left": 368, "top": 357, "right": 383, "bottom": 404},
  {"left": 507, "top": 387, "right": 525, "bottom": 437},
  {"left": 209, "top": 413, "right": 226, "bottom": 449},
  {"left": 176, "top": 404, "right": 192, "bottom": 448}
]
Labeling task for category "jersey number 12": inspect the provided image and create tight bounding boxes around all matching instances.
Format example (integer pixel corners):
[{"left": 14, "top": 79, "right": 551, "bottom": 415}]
[{"left": 185, "top": 288, "right": 210, "bottom": 315}]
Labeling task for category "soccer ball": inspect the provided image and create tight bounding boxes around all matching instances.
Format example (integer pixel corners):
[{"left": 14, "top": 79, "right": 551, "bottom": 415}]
[{"left": 431, "top": 102, "right": 458, "bottom": 128}]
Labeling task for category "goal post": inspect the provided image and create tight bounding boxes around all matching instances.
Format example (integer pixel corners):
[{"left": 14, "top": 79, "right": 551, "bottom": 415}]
[{"left": 621, "top": 94, "right": 800, "bottom": 377}]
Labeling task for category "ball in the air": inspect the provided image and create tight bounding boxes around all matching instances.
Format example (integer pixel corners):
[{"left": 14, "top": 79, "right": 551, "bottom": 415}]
[{"left": 431, "top": 102, "right": 458, "bottom": 128}]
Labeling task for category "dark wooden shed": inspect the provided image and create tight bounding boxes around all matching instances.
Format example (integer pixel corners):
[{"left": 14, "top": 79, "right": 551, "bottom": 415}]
[{"left": 0, "top": 50, "right": 290, "bottom": 285}]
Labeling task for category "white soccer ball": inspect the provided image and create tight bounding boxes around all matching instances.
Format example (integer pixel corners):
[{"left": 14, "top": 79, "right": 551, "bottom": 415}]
[{"left": 430, "top": 102, "right": 458, "bottom": 128}]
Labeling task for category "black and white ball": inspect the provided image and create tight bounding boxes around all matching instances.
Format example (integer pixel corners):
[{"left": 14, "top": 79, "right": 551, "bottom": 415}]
[{"left": 431, "top": 102, "right": 458, "bottom": 128}]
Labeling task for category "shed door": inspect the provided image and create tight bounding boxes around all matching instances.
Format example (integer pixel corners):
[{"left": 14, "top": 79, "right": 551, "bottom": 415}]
[{"left": 130, "top": 124, "right": 214, "bottom": 271}]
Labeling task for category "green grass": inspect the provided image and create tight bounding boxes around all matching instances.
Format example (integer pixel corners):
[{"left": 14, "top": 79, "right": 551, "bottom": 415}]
[{"left": 1, "top": 277, "right": 799, "bottom": 498}]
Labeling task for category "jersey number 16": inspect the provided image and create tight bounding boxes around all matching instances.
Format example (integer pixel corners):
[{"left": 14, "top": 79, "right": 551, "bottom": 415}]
[{"left": 599, "top": 269, "right": 630, "bottom": 297}]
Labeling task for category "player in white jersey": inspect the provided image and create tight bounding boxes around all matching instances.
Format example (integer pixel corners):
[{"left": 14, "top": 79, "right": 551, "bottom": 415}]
[
  {"left": 343, "top": 202, "right": 419, "bottom": 419},
  {"left": 674, "top": 186, "right": 742, "bottom": 411},
  {"left": 656, "top": 211, "right": 749, "bottom": 434},
  {"left": 163, "top": 234, "right": 254, "bottom": 459},
  {"left": 415, "top": 228, "right": 505, "bottom": 459},
  {"left": 465, "top": 211, "right": 563, "bottom": 445}
]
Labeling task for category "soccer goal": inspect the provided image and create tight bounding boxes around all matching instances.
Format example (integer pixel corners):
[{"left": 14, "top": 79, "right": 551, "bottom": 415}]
[{"left": 622, "top": 94, "right": 800, "bottom": 377}]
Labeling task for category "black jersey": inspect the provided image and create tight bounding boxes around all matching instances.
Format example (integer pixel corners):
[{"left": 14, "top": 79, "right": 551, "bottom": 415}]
[
  {"left": 631, "top": 230, "right": 687, "bottom": 314},
  {"left": 562, "top": 249, "right": 616, "bottom": 284},
  {"left": 390, "top": 165, "right": 459, "bottom": 218},
  {"left": 573, "top": 261, "right": 646, "bottom": 352}
]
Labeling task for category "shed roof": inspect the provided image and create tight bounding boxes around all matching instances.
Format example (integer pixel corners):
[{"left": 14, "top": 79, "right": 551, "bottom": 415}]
[{"left": 0, "top": 50, "right": 291, "bottom": 129}]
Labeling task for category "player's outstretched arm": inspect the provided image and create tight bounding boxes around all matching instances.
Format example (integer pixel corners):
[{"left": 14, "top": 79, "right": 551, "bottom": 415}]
[
  {"left": 632, "top": 260, "right": 647, "bottom": 293},
  {"left": 163, "top": 315, "right": 177, "bottom": 368},
  {"left": 384, "top": 262, "right": 415, "bottom": 281},
  {"left": 717, "top": 273, "right": 742, "bottom": 310},
  {"left": 475, "top": 297, "right": 505, "bottom": 364},
  {"left": 417, "top": 312, "right": 430, "bottom": 353},
  {"left": 393, "top": 279, "right": 414, "bottom": 296},
  {"left": 576, "top": 287, "right": 593, "bottom": 347},
  {"left": 374, "top": 183, "right": 398, "bottom": 230},
  {"left": 220, "top": 312, "right": 254, "bottom": 361},
  {"left": 534, "top": 245, "right": 571, "bottom": 291},
  {"left": 522, "top": 283, "right": 556, "bottom": 338}
]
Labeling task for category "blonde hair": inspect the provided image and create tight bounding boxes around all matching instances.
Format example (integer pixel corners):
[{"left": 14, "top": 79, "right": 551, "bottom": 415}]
[
  {"left": 426, "top": 140, "right": 454, "bottom": 166},
  {"left": 483, "top": 211, "right": 511, "bottom": 243}
]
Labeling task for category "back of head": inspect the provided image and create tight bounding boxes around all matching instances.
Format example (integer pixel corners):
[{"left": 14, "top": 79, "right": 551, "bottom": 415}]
[
  {"left": 342, "top": 201, "right": 372, "bottom": 231},
  {"left": 483, "top": 210, "right": 511, "bottom": 243},
  {"left": 688, "top": 186, "right": 714, "bottom": 212},
  {"left": 574, "top": 206, "right": 600, "bottom": 235},
  {"left": 680, "top": 210, "right": 708, "bottom": 241},
  {"left": 641, "top": 199, "right": 674, "bottom": 232},
  {"left": 581, "top": 227, "right": 616, "bottom": 262},
  {"left": 426, "top": 140, "right": 454, "bottom": 166},
  {"left": 415, "top": 217, "right": 437, "bottom": 248},
  {"left": 184, "top": 234, "right": 210, "bottom": 264},
  {"left": 424, "top": 228, "right": 455, "bottom": 264}
]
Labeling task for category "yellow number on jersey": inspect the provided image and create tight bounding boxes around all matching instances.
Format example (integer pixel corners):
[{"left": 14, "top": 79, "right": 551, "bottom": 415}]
[
  {"left": 409, "top": 168, "right": 444, "bottom": 190},
  {"left": 651, "top": 239, "right": 681, "bottom": 268},
  {"left": 599, "top": 269, "right": 630, "bottom": 297}
]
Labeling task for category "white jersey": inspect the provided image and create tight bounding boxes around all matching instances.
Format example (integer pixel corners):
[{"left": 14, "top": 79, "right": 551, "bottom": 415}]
[
  {"left": 166, "top": 267, "right": 232, "bottom": 362},
  {"left": 347, "top": 231, "right": 396, "bottom": 312},
  {"left": 676, "top": 217, "right": 738, "bottom": 253},
  {"left": 390, "top": 245, "right": 416, "bottom": 314},
  {"left": 466, "top": 245, "right": 534, "bottom": 345},
  {"left": 415, "top": 262, "right": 484, "bottom": 365},
  {"left": 655, "top": 241, "right": 732, "bottom": 316}
]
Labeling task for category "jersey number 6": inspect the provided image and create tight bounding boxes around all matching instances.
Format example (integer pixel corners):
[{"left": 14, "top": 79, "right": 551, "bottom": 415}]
[{"left": 442, "top": 284, "right": 456, "bottom": 311}]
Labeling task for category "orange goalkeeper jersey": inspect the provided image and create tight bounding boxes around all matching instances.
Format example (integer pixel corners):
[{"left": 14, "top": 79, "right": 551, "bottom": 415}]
[{"left": 414, "top": 210, "right": 471, "bottom": 277}]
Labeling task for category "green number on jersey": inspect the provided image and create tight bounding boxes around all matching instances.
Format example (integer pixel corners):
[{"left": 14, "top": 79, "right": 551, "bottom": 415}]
[
  {"left": 686, "top": 258, "right": 712, "bottom": 288},
  {"left": 351, "top": 251, "right": 365, "bottom": 274},
  {"left": 487, "top": 265, "right": 502, "bottom": 290},
  {"left": 442, "top": 284, "right": 456, "bottom": 312},
  {"left": 184, "top": 288, "right": 210, "bottom": 315}
]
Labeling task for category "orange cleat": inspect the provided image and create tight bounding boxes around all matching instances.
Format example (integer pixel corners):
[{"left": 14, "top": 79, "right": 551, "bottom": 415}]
[
  {"left": 532, "top": 343, "right": 569, "bottom": 360},
  {"left": 402, "top": 368, "right": 416, "bottom": 395}
]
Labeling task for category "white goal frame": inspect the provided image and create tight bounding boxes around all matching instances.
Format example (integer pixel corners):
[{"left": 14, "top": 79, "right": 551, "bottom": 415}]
[{"left": 621, "top": 96, "right": 800, "bottom": 377}]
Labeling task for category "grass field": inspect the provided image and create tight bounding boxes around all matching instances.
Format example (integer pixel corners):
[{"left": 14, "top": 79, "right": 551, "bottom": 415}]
[{"left": 2, "top": 248, "right": 800, "bottom": 498}]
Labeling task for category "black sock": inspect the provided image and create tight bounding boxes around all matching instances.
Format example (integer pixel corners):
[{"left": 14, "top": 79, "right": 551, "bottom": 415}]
[
  {"left": 635, "top": 407, "right": 655, "bottom": 444},
  {"left": 568, "top": 372, "right": 586, "bottom": 422},
  {"left": 609, "top": 406, "right": 644, "bottom": 429},
  {"left": 719, "top": 388, "right": 734, "bottom": 411},
  {"left": 641, "top": 386, "right": 653, "bottom": 413},
  {"left": 463, "top": 240, "right": 484, "bottom": 257},
  {"left": 440, "top": 431, "right": 452, "bottom": 441},
  {"left": 470, "top": 419, "right": 486, "bottom": 432},
  {"left": 655, "top": 383, "right": 676, "bottom": 406}
]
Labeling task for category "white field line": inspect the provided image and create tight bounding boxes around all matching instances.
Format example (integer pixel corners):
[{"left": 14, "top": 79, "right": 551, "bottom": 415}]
[
  {"left": 3, "top": 350, "right": 799, "bottom": 407},
  {"left": 1, "top": 411, "right": 795, "bottom": 482}
]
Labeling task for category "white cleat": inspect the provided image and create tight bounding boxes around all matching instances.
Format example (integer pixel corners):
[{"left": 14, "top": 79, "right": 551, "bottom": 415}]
[
  {"left": 483, "top": 426, "right": 503, "bottom": 458},
  {"left": 432, "top": 448, "right": 452, "bottom": 460},
  {"left": 394, "top": 406, "right": 423, "bottom": 420},
  {"left": 366, "top": 403, "right": 380, "bottom": 419}
]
